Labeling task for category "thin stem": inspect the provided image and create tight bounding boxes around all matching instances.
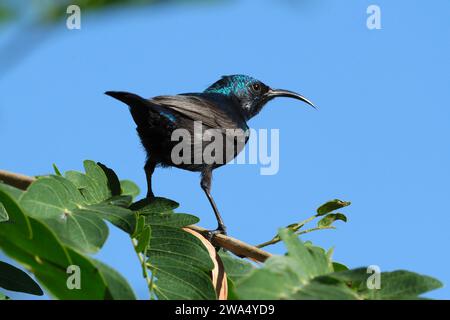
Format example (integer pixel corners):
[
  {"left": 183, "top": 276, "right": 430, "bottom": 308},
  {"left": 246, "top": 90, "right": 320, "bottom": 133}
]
[
  {"left": 147, "top": 262, "right": 156, "bottom": 300},
  {"left": 256, "top": 220, "right": 336, "bottom": 248},
  {"left": 297, "top": 226, "right": 336, "bottom": 235},
  {"left": 290, "top": 215, "right": 317, "bottom": 232},
  {"left": 256, "top": 237, "right": 280, "bottom": 249},
  {"left": 131, "top": 237, "right": 153, "bottom": 298},
  {"left": 256, "top": 213, "right": 318, "bottom": 248}
]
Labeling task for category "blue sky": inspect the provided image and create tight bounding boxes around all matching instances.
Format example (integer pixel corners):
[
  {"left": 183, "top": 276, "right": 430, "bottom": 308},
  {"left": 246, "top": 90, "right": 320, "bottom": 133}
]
[{"left": 1, "top": 0, "right": 449, "bottom": 299}]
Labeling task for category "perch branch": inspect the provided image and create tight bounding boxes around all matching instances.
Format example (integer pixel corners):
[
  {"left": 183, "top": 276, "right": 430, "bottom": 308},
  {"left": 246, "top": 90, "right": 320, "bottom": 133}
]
[
  {"left": 188, "top": 225, "right": 271, "bottom": 262},
  {"left": 0, "top": 169, "right": 35, "bottom": 190},
  {"left": 0, "top": 169, "right": 272, "bottom": 263}
]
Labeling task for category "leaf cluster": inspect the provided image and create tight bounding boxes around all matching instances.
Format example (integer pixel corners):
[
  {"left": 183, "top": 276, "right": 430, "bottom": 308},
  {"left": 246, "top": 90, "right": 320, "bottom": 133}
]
[{"left": 0, "top": 160, "right": 443, "bottom": 300}]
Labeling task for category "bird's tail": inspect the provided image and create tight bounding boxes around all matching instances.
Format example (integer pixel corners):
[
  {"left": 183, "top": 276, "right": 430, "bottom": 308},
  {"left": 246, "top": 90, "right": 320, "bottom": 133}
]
[
  {"left": 105, "top": 91, "right": 145, "bottom": 106},
  {"left": 105, "top": 91, "right": 150, "bottom": 126}
]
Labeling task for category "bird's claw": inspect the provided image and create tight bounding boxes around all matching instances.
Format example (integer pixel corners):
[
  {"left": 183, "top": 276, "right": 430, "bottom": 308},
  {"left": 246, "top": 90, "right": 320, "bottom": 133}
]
[
  {"left": 205, "top": 229, "right": 227, "bottom": 252},
  {"left": 205, "top": 228, "right": 227, "bottom": 252},
  {"left": 206, "top": 228, "right": 227, "bottom": 241}
]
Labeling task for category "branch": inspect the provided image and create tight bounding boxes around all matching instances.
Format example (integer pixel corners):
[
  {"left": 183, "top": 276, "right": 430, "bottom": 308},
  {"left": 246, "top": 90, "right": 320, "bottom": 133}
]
[
  {"left": 0, "top": 169, "right": 36, "bottom": 190},
  {"left": 0, "top": 169, "right": 272, "bottom": 263},
  {"left": 257, "top": 226, "right": 336, "bottom": 248},
  {"left": 188, "top": 225, "right": 271, "bottom": 263}
]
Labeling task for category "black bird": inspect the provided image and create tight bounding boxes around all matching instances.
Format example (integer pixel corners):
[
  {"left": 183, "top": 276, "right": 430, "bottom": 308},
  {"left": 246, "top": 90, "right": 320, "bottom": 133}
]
[{"left": 105, "top": 75, "right": 315, "bottom": 236}]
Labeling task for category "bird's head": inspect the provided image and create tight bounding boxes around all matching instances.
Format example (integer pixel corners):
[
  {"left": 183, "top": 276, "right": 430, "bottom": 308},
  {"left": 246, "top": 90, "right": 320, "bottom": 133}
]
[{"left": 204, "top": 74, "right": 315, "bottom": 119}]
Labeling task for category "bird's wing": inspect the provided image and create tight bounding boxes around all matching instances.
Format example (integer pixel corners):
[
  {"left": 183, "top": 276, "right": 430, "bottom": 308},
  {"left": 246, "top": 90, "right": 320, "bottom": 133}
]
[{"left": 151, "top": 95, "right": 242, "bottom": 130}]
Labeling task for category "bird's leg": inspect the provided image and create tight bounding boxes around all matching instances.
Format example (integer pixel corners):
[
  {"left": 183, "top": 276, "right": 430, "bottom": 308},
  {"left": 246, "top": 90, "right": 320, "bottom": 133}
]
[
  {"left": 200, "top": 167, "right": 227, "bottom": 238},
  {"left": 144, "top": 159, "right": 157, "bottom": 200}
]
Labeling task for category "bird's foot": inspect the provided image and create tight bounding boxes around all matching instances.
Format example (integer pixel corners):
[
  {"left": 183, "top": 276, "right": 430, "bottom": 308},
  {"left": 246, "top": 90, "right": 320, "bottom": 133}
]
[
  {"left": 205, "top": 227, "right": 227, "bottom": 247},
  {"left": 205, "top": 228, "right": 226, "bottom": 240}
]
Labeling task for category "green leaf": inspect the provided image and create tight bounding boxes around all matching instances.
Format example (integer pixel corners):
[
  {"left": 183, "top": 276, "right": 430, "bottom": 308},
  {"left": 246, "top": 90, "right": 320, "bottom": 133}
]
[
  {"left": 0, "top": 202, "right": 8, "bottom": 222},
  {"left": 146, "top": 225, "right": 216, "bottom": 300},
  {"left": 147, "top": 225, "right": 214, "bottom": 271},
  {"left": 235, "top": 228, "right": 337, "bottom": 299},
  {"left": 0, "top": 183, "right": 24, "bottom": 200},
  {"left": 19, "top": 167, "right": 137, "bottom": 251},
  {"left": 0, "top": 190, "right": 135, "bottom": 299},
  {"left": 0, "top": 261, "right": 43, "bottom": 295},
  {"left": 332, "top": 262, "right": 349, "bottom": 272},
  {"left": 76, "top": 203, "right": 135, "bottom": 235},
  {"left": 279, "top": 228, "right": 331, "bottom": 279},
  {"left": 291, "top": 281, "right": 359, "bottom": 300},
  {"left": 97, "top": 162, "right": 122, "bottom": 197},
  {"left": 321, "top": 268, "right": 443, "bottom": 299},
  {"left": 234, "top": 267, "right": 291, "bottom": 299},
  {"left": 52, "top": 164, "right": 62, "bottom": 176},
  {"left": 0, "top": 188, "right": 32, "bottom": 237},
  {"left": 103, "top": 195, "right": 133, "bottom": 208},
  {"left": 317, "top": 199, "right": 351, "bottom": 216},
  {"left": 226, "top": 277, "right": 239, "bottom": 300},
  {"left": 120, "top": 180, "right": 140, "bottom": 199},
  {"left": 146, "top": 212, "right": 199, "bottom": 228},
  {"left": 131, "top": 195, "right": 214, "bottom": 300},
  {"left": 135, "top": 226, "right": 151, "bottom": 253},
  {"left": 317, "top": 213, "right": 347, "bottom": 227},
  {"left": 19, "top": 176, "right": 109, "bottom": 253},
  {"left": 65, "top": 160, "right": 114, "bottom": 204},
  {"left": 0, "top": 292, "right": 10, "bottom": 300},
  {"left": 131, "top": 197, "right": 179, "bottom": 215},
  {"left": 371, "top": 270, "right": 443, "bottom": 299},
  {"left": 149, "top": 256, "right": 216, "bottom": 300},
  {"left": 320, "top": 267, "right": 368, "bottom": 289},
  {"left": 219, "top": 251, "right": 255, "bottom": 283},
  {"left": 84, "top": 161, "right": 114, "bottom": 199},
  {"left": 133, "top": 215, "right": 146, "bottom": 238}
]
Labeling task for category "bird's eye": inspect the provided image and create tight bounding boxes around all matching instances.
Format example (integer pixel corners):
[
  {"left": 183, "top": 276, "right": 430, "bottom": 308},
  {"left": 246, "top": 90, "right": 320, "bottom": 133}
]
[{"left": 252, "top": 83, "right": 261, "bottom": 92}]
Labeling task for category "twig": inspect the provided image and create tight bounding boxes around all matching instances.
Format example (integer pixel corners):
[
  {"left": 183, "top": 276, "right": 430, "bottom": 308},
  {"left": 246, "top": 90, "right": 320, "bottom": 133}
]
[
  {"left": 0, "top": 169, "right": 272, "bottom": 263},
  {"left": 256, "top": 211, "right": 338, "bottom": 248},
  {"left": 188, "top": 225, "right": 271, "bottom": 262},
  {"left": 297, "top": 226, "right": 336, "bottom": 236},
  {"left": 131, "top": 238, "right": 151, "bottom": 285},
  {"left": 0, "top": 169, "right": 36, "bottom": 190}
]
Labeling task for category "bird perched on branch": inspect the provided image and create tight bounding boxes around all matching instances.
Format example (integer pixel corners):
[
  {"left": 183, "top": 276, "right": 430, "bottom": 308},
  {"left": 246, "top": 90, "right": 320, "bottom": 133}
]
[{"left": 105, "top": 75, "right": 315, "bottom": 237}]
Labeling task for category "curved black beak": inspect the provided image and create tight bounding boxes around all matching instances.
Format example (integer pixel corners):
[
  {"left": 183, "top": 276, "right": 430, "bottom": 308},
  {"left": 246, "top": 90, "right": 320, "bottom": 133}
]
[{"left": 266, "top": 88, "right": 316, "bottom": 109}]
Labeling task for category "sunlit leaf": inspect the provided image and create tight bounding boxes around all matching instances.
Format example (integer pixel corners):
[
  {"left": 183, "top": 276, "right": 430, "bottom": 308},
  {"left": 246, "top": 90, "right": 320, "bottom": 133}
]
[
  {"left": 131, "top": 197, "right": 179, "bottom": 215},
  {"left": 19, "top": 176, "right": 109, "bottom": 253},
  {"left": 135, "top": 225, "right": 151, "bottom": 253},
  {"left": 52, "top": 164, "right": 62, "bottom": 176},
  {"left": 120, "top": 180, "right": 140, "bottom": 199},
  {"left": 317, "top": 213, "right": 347, "bottom": 227},
  {"left": 0, "top": 190, "right": 135, "bottom": 299},
  {"left": 235, "top": 228, "right": 339, "bottom": 299},
  {"left": 323, "top": 268, "right": 443, "bottom": 299},
  {"left": 146, "top": 225, "right": 215, "bottom": 300},
  {"left": 0, "top": 182, "right": 24, "bottom": 201},
  {"left": 219, "top": 250, "right": 255, "bottom": 283},
  {"left": 145, "top": 212, "right": 199, "bottom": 228},
  {"left": 0, "top": 202, "right": 8, "bottom": 222},
  {"left": 317, "top": 199, "right": 351, "bottom": 216}
]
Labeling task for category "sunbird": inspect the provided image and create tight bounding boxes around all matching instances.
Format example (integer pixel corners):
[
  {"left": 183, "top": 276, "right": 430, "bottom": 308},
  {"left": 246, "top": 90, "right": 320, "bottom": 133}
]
[{"left": 106, "top": 75, "right": 315, "bottom": 236}]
